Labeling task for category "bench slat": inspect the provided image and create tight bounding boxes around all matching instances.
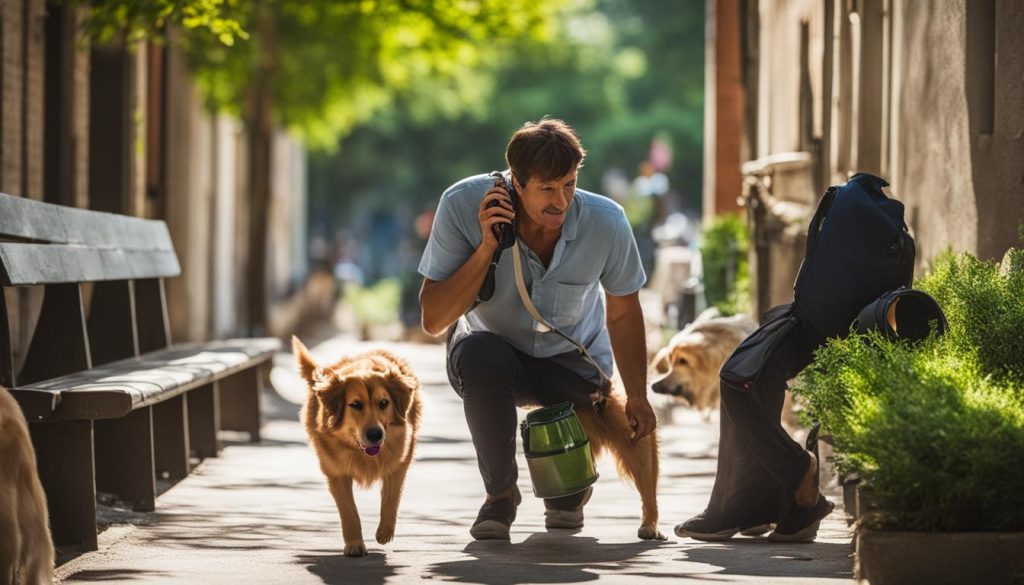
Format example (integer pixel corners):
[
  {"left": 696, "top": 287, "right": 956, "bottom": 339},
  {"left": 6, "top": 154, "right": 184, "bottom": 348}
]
[
  {"left": 10, "top": 339, "right": 280, "bottom": 421},
  {"left": 10, "top": 389, "right": 62, "bottom": 421},
  {"left": 0, "top": 192, "right": 174, "bottom": 250},
  {"left": 0, "top": 244, "right": 181, "bottom": 285}
]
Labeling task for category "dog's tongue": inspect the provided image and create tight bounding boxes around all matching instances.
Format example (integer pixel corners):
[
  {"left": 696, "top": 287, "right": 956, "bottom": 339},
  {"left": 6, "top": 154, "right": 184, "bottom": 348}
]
[{"left": 363, "top": 444, "right": 381, "bottom": 457}]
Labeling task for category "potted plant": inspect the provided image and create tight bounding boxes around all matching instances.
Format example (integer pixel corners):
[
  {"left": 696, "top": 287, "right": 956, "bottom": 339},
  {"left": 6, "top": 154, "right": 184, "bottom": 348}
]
[
  {"left": 793, "top": 249, "right": 1024, "bottom": 585},
  {"left": 700, "top": 212, "right": 750, "bottom": 316}
]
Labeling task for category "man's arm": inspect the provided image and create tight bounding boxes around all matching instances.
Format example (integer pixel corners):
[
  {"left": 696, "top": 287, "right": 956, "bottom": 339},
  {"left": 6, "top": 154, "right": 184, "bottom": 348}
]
[
  {"left": 419, "top": 181, "right": 515, "bottom": 336},
  {"left": 606, "top": 291, "right": 657, "bottom": 443},
  {"left": 419, "top": 247, "right": 494, "bottom": 336}
]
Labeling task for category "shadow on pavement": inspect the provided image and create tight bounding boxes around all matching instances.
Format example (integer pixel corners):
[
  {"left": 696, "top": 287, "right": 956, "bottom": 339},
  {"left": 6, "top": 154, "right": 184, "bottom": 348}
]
[
  {"left": 130, "top": 511, "right": 333, "bottom": 552},
  {"left": 299, "top": 552, "right": 403, "bottom": 585},
  {"left": 425, "top": 533, "right": 669, "bottom": 584},
  {"left": 679, "top": 539, "right": 854, "bottom": 580},
  {"left": 62, "top": 569, "right": 169, "bottom": 582}
]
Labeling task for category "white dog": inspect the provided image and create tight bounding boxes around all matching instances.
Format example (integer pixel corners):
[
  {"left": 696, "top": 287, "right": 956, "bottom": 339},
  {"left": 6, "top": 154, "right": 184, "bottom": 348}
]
[{"left": 649, "top": 310, "right": 757, "bottom": 417}]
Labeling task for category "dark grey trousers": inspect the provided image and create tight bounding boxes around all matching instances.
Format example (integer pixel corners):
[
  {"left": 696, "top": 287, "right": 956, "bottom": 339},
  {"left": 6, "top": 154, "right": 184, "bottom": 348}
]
[
  {"left": 706, "top": 309, "right": 824, "bottom": 526},
  {"left": 446, "top": 331, "right": 599, "bottom": 496}
]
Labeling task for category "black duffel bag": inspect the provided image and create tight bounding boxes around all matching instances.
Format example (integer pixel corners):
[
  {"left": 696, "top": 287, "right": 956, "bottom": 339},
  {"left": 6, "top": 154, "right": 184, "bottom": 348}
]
[{"left": 793, "top": 173, "right": 916, "bottom": 338}]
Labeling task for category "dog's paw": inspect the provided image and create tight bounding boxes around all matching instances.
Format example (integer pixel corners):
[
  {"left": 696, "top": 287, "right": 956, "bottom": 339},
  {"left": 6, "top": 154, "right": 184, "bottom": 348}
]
[
  {"left": 638, "top": 525, "right": 666, "bottom": 541},
  {"left": 343, "top": 541, "right": 367, "bottom": 557},
  {"left": 375, "top": 525, "right": 394, "bottom": 545}
]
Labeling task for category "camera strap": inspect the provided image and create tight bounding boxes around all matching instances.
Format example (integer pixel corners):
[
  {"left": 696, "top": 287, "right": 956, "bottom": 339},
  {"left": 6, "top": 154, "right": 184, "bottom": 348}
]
[
  {"left": 511, "top": 238, "right": 613, "bottom": 388},
  {"left": 475, "top": 247, "right": 502, "bottom": 304}
]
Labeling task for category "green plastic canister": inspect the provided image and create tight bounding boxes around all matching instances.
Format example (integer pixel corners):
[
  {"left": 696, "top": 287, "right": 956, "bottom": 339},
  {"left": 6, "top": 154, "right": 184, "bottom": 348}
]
[{"left": 520, "top": 401, "right": 598, "bottom": 498}]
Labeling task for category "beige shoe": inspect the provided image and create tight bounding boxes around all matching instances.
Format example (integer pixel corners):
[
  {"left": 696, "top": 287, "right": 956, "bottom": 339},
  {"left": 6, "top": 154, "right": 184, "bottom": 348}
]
[
  {"left": 471, "top": 486, "right": 522, "bottom": 540},
  {"left": 544, "top": 486, "right": 593, "bottom": 530}
]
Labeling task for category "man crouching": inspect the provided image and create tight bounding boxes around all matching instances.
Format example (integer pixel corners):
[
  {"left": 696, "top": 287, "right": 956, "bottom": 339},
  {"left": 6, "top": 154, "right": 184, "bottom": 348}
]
[{"left": 418, "top": 118, "right": 663, "bottom": 541}]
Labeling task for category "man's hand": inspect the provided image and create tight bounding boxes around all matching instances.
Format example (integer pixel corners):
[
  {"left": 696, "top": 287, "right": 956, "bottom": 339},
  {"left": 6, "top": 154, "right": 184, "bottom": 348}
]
[
  {"left": 626, "top": 396, "right": 657, "bottom": 444},
  {"left": 479, "top": 183, "right": 515, "bottom": 252}
]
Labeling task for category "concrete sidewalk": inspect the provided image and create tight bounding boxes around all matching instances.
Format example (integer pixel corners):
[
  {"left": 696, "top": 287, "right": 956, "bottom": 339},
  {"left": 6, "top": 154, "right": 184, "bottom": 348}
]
[{"left": 55, "top": 337, "right": 854, "bottom": 584}]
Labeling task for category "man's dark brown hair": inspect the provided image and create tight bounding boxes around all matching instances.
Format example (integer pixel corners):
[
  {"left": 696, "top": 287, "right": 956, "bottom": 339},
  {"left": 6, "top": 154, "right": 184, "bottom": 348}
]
[{"left": 505, "top": 118, "right": 586, "bottom": 187}]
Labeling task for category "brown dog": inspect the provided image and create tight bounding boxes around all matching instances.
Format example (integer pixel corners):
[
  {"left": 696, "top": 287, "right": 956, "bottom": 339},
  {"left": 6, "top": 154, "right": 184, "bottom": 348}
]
[
  {"left": 574, "top": 391, "right": 665, "bottom": 540},
  {"left": 0, "top": 386, "right": 54, "bottom": 585},
  {"left": 649, "top": 313, "right": 757, "bottom": 416},
  {"left": 293, "top": 338, "right": 422, "bottom": 557}
]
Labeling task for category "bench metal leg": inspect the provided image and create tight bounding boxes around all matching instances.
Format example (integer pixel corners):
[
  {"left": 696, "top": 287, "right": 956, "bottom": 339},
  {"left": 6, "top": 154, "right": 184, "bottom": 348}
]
[
  {"left": 187, "top": 382, "right": 221, "bottom": 460},
  {"left": 30, "top": 420, "right": 98, "bottom": 550},
  {"left": 95, "top": 408, "right": 156, "bottom": 512},
  {"left": 219, "top": 366, "right": 263, "bottom": 442},
  {"left": 153, "top": 395, "right": 190, "bottom": 481}
]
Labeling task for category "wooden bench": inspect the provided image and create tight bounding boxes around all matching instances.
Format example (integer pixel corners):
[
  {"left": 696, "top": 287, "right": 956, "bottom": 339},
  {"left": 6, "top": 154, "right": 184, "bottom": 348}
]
[{"left": 0, "top": 192, "right": 280, "bottom": 550}]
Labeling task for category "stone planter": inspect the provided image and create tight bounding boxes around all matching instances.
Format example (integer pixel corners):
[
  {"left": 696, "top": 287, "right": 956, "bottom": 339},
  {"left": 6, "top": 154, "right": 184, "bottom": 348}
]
[
  {"left": 841, "top": 476, "right": 859, "bottom": 523},
  {"left": 840, "top": 476, "right": 875, "bottom": 525},
  {"left": 855, "top": 529, "right": 1024, "bottom": 585}
]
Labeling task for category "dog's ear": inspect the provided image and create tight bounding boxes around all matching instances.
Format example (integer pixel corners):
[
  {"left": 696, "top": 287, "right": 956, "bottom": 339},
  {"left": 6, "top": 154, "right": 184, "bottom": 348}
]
[
  {"left": 385, "top": 368, "right": 417, "bottom": 423},
  {"left": 316, "top": 378, "right": 348, "bottom": 429},
  {"left": 293, "top": 336, "right": 330, "bottom": 388},
  {"left": 650, "top": 346, "right": 672, "bottom": 374}
]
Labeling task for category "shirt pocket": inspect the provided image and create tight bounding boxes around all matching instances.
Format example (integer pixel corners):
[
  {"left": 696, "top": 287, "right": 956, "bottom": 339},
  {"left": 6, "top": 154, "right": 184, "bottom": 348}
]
[{"left": 552, "top": 282, "right": 593, "bottom": 328}]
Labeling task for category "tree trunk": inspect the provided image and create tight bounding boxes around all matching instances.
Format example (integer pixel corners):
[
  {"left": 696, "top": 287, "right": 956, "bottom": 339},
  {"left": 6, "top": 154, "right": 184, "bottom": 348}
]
[
  {"left": 244, "top": 4, "right": 277, "bottom": 335},
  {"left": 245, "top": 93, "right": 272, "bottom": 335}
]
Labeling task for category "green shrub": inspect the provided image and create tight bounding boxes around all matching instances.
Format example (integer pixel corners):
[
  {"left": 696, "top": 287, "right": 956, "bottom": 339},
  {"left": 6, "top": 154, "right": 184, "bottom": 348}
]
[
  {"left": 343, "top": 278, "right": 402, "bottom": 327},
  {"left": 795, "top": 333, "right": 1024, "bottom": 532},
  {"left": 917, "top": 250, "right": 1024, "bottom": 385},
  {"left": 794, "top": 248, "right": 1024, "bottom": 532},
  {"left": 701, "top": 213, "right": 750, "bottom": 316}
]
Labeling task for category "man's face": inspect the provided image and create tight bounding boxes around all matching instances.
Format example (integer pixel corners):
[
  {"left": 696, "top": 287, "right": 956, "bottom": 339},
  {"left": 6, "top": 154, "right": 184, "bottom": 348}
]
[{"left": 514, "top": 168, "right": 578, "bottom": 232}]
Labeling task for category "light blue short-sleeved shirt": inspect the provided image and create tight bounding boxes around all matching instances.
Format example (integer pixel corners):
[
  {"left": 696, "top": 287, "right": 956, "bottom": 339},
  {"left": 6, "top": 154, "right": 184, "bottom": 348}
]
[{"left": 418, "top": 173, "right": 647, "bottom": 384}]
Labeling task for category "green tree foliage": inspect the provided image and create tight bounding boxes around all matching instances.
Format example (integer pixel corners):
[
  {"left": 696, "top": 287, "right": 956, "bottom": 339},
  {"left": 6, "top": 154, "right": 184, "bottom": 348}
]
[
  {"left": 75, "top": 0, "right": 567, "bottom": 149},
  {"left": 180, "top": 0, "right": 567, "bottom": 149},
  {"left": 70, "top": 0, "right": 247, "bottom": 46},
  {"left": 307, "top": 0, "right": 705, "bottom": 244}
]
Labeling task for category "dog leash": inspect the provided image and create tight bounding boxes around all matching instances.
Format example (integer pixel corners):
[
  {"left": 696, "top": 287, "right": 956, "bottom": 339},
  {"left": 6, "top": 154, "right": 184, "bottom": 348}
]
[{"left": 511, "top": 238, "right": 614, "bottom": 426}]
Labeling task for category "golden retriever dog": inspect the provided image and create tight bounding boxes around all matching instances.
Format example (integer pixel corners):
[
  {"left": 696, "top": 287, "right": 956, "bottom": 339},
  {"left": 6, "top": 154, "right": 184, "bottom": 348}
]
[
  {"left": 293, "top": 338, "right": 422, "bottom": 557},
  {"left": 649, "top": 312, "right": 757, "bottom": 416},
  {"left": 0, "top": 386, "right": 53, "bottom": 585},
  {"left": 574, "top": 391, "right": 665, "bottom": 541}
]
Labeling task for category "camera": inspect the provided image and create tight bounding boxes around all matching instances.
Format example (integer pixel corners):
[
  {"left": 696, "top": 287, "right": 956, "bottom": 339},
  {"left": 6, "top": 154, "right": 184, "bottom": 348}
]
[{"left": 487, "top": 171, "right": 518, "bottom": 250}]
